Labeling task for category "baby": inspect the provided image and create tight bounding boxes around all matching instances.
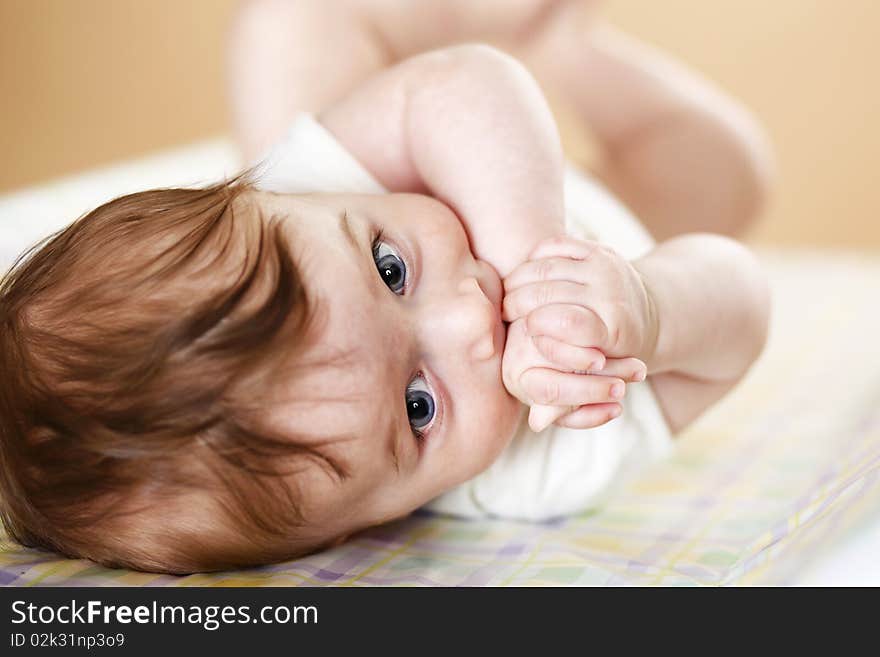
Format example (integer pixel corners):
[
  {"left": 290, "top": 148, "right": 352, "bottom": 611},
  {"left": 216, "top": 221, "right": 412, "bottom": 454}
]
[{"left": 0, "top": 1, "right": 771, "bottom": 573}]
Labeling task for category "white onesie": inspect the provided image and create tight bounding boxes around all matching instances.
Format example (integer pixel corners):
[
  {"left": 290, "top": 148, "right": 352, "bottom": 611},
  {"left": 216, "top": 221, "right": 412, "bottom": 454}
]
[{"left": 256, "top": 113, "right": 673, "bottom": 521}]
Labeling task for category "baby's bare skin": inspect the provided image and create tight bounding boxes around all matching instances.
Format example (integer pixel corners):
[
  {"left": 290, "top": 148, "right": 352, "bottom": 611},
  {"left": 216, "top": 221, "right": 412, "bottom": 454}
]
[{"left": 228, "top": 0, "right": 771, "bottom": 435}]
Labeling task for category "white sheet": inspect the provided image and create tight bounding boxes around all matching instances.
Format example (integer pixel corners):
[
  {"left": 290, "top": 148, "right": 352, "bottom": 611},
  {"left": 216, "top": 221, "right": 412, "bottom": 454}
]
[{"left": 0, "top": 139, "right": 239, "bottom": 269}]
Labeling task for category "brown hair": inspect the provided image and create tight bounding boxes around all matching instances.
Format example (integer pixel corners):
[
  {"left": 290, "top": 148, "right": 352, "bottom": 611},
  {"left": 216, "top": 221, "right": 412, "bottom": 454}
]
[{"left": 0, "top": 177, "right": 340, "bottom": 573}]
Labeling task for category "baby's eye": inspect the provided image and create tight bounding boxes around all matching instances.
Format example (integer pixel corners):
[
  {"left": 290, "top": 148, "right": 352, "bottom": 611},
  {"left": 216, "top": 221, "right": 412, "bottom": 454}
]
[
  {"left": 406, "top": 374, "right": 435, "bottom": 436},
  {"left": 372, "top": 237, "right": 407, "bottom": 295}
]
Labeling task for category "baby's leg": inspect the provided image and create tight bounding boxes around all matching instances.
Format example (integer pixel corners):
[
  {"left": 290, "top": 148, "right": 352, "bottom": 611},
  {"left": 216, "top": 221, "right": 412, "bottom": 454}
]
[
  {"left": 516, "top": 1, "right": 774, "bottom": 240},
  {"left": 228, "top": 0, "right": 391, "bottom": 162},
  {"left": 228, "top": 0, "right": 567, "bottom": 163}
]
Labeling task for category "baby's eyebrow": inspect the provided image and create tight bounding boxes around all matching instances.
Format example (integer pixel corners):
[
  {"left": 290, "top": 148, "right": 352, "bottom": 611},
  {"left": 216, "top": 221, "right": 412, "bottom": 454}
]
[
  {"left": 337, "top": 210, "right": 378, "bottom": 294},
  {"left": 338, "top": 210, "right": 359, "bottom": 254},
  {"left": 336, "top": 210, "right": 385, "bottom": 304}
]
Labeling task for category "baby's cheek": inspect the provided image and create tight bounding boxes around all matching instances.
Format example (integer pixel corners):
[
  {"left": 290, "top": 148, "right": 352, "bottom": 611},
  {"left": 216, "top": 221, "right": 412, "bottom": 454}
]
[{"left": 465, "top": 386, "right": 522, "bottom": 478}]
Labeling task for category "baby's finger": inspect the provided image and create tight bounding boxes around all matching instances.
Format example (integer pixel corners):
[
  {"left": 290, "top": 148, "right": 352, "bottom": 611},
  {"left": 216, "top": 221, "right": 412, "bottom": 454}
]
[
  {"left": 593, "top": 357, "right": 647, "bottom": 383},
  {"left": 527, "top": 236, "right": 600, "bottom": 262},
  {"left": 531, "top": 335, "right": 606, "bottom": 373},
  {"left": 504, "top": 257, "right": 591, "bottom": 294},
  {"left": 502, "top": 281, "right": 590, "bottom": 323},
  {"left": 555, "top": 403, "right": 623, "bottom": 430},
  {"left": 528, "top": 404, "right": 570, "bottom": 432},
  {"left": 525, "top": 303, "right": 609, "bottom": 349},
  {"left": 519, "top": 367, "right": 626, "bottom": 407}
]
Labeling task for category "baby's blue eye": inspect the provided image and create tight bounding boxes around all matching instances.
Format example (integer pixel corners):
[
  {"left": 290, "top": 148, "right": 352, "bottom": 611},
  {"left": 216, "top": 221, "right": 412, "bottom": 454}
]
[
  {"left": 372, "top": 239, "right": 407, "bottom": 295},
  {"left": 406, "top": 375, "right": 435, "bottom": 433}
]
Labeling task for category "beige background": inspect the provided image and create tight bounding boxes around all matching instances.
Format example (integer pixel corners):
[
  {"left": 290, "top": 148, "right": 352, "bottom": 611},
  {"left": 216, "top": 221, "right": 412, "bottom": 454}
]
[{"left": 1, "top": 0, "right": 878, "bottom": 248}]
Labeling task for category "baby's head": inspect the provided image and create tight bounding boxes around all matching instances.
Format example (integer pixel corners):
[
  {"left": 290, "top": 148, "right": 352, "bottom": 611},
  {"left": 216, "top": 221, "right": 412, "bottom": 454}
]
[{"left": 0, "top": 178, "right": 521, "bottom": 573}]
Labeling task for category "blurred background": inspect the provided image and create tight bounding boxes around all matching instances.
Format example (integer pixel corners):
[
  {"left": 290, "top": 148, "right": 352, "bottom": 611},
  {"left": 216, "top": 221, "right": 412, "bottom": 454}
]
[{"left": 1, "top": 0, "right": 878, "bottom": 247}]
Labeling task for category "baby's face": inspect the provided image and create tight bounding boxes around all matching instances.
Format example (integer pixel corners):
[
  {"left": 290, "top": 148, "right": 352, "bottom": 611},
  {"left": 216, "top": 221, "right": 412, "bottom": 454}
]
[{"left": 252, "top": 191, "right": 522, "bottom": 539}]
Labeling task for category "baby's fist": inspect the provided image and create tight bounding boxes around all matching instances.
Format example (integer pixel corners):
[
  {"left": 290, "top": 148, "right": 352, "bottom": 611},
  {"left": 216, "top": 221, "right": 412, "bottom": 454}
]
[{"left": 502, "top": 236, "right": 658, "bottom": 362}]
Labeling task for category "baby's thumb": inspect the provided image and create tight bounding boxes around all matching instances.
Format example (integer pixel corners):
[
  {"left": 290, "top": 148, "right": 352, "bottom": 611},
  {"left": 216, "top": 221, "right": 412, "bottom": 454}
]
[{"left": 528, "top": 404, "right": 569, "bottom": 432}]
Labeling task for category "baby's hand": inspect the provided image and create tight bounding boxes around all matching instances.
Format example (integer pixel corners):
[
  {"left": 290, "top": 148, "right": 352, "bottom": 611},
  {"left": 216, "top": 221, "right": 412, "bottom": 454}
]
[
  {"left": 503, "top": 236, "right": 658, "bottom": 363},
  {"left": 502, "top": 316, "right": 647, "bottom": 432},
  {"left": 501, "top": 236, "right": 658, "bottom": 431}
]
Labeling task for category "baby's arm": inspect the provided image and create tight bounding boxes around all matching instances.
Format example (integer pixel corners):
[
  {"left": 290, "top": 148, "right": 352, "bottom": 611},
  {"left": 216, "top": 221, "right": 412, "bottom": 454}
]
[
  {"left": 632, "top": 234, "right": 770, "bottom": 432},
  {"left": 317, "top": 44, "right": 566, "bottom": 277}
]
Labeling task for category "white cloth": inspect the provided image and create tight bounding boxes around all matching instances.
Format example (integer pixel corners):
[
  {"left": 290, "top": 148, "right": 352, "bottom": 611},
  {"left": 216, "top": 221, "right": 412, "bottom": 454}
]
[{"left": 256, "top": 113, "right": 673, "bottom": 521}]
